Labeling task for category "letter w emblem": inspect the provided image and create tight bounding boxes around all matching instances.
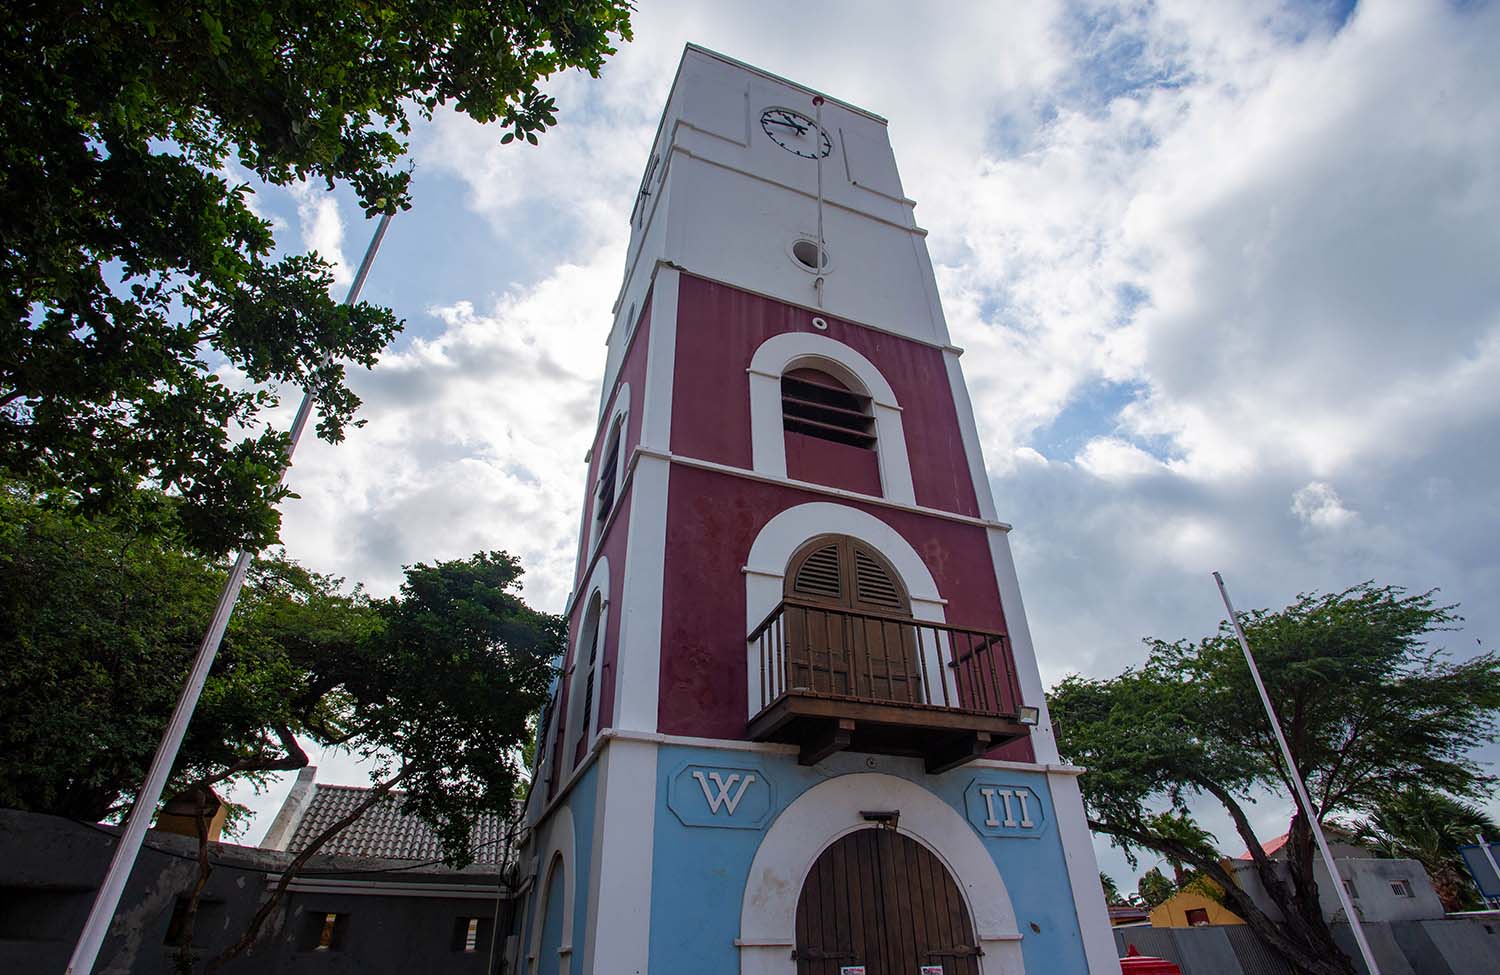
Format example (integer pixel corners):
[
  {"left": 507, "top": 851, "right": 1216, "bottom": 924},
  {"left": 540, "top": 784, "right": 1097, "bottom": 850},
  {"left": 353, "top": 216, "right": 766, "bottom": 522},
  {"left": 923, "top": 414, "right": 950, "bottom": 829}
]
[{"left": 691, "top": 770, "right": 756, "bottom": 816}]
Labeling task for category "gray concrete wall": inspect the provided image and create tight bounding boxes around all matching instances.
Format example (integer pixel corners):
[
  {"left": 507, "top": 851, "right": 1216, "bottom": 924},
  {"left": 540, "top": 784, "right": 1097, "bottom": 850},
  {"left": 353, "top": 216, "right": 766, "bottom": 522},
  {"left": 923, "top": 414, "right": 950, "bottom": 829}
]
[
  {"left": 1113, "top": 919, "right": 1500, "bottom": 975},
  {"left": 0, "top": 810, "right": 507, "bottom": 975}
]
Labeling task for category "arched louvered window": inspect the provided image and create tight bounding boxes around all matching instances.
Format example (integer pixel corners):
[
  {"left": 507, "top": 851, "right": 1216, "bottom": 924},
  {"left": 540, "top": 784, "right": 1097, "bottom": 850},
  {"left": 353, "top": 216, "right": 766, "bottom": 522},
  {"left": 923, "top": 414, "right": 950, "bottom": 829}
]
[
  {"left": 781, "top": 368, "right": 875, "bottom": 450},
  {"left": 783, "top": 535, "right": 920, "bottom": 703},
  {"left": 569, "top": 593, "right": 603, "bottom": 769},
  {"left": 786, "top": 535, "right": 910, "bottom": 614}
]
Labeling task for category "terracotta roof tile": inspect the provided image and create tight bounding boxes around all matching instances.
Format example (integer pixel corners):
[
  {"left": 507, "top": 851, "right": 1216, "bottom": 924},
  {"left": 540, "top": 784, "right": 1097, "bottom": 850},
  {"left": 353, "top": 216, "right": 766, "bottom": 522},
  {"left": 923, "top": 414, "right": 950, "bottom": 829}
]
[{"left": 288, "top": 784, "right": 509, "bottom": 865}]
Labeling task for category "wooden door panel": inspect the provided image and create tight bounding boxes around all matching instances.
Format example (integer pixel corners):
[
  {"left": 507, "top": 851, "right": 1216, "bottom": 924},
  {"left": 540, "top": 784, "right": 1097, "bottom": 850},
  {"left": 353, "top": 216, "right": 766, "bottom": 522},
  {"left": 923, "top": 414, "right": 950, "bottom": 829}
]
[{"left": 794, "top": 829, "right": 981, "bottom": 975}]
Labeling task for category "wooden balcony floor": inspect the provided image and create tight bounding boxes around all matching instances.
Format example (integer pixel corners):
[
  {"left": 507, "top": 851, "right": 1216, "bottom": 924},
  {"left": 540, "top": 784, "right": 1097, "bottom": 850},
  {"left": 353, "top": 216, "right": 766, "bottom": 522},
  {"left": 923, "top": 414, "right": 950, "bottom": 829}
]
[{"left": 747, "top": 691, "right": 1030, "bottom": 773}]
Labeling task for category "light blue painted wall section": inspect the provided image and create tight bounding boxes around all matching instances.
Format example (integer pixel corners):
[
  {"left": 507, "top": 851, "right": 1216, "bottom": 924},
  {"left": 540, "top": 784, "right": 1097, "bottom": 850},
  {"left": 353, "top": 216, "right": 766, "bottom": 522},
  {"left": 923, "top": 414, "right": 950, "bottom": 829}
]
[
  {"left": 648, "top": 744, "right": 1090, "bottom": 974},
  {"left": 519, "top": 762, "right": 600, "bottom": 974}
]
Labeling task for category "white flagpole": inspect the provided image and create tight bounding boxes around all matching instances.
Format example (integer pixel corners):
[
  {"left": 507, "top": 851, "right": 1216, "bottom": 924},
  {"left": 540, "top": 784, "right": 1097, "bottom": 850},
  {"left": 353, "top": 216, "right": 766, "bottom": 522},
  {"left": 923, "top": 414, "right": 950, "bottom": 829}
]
[
  {"left": 65, "top": 211, "right": 394, "bottom": 975},
  {"left": 1213, "top": 572, "right": 1381, "bottom": 975},
  {"left": 812, "top": 94, "right": 826, "bottom": 307}
]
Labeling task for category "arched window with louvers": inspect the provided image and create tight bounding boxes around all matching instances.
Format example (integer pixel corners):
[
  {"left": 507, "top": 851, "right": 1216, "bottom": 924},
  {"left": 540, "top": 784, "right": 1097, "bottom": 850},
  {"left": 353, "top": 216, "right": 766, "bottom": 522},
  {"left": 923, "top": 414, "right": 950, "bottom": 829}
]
[
  {"left": 781, "top": 535, "right": 922, "bottom": 705},
  {"left": 567, "top": 592, "right": 605, "bottom": 770}
]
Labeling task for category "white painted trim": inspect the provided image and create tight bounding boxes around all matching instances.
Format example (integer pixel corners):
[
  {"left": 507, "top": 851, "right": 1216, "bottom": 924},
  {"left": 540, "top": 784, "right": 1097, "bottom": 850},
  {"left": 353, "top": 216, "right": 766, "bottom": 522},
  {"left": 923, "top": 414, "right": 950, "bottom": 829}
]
[
  {"left": 670, "top": 145, "right": 924, "bottom": 237},
  {"left": 587, "top": 387, "right": 631, "bottom": 557},
  {"left": 1047, "top": 772, "right": 1121, "bottom": 974},
  {"left": 582, "top": 735, "right": 657, "bottom": 975},
  {"left": 743, "top": 502, "right": 948, "bottom": 717},
  {"left": 748, "top": 332, "right": 916, "bottom": 504},
  {"left": 613, "top": 452, "right": 670, "bottom": 732},
  {"left": 738, "top": 773, "right": 1023, "bottom": 975},
  {"left": 564, "top": 562, "right": 610, "bottom": 774},
  {"left": 943, "top": 348, "right": 999, "bottom": 522},
  {"left": 596, "top": 728, "right": 1083, "bottom": 775},
  {"left": 526, "top": 806, "right": 576, "bottom": 975},
  {"left": 985, "top": 527, "right": 1058, "bottom": 764},
  {"left": 640, "top": 268, "right": 680, "bottom": 452},
  {"left": 637, "top": 447, "right": 1010, "bottom": 532}
]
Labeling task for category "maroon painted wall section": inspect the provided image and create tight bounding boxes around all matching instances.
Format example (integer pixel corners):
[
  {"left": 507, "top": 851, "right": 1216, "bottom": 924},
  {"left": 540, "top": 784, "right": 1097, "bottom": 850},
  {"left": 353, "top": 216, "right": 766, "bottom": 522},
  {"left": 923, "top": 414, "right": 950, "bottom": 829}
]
[
  {"left": 669, "top": 275, "right": 981, "bottom": 517},
  {"left": 570, "top": 294, "right": 653, "bottom": 591},
  {"left": 558, "top": 293, "right": 654, "bottom": 758},
  {"left": 784, "top": 431, "right": 882, "bottom": 494},
  {"left": 658, "top": 464, "right": 1033, "bottom": 762}
]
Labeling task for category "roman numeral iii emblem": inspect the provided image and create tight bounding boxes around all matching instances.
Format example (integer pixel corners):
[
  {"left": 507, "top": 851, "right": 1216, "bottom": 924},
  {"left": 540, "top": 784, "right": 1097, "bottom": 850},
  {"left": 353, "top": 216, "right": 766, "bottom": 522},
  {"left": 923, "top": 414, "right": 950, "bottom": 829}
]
[{"left": 692, "top": 770, "right": 756, "bottom": 815}]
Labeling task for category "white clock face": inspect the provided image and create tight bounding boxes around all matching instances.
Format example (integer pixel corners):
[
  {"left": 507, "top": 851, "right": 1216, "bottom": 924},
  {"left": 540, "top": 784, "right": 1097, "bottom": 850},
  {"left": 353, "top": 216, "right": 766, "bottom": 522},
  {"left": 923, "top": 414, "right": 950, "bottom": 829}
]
[{"left": 760, "top": 108, "right": 832, "bottom": 159}]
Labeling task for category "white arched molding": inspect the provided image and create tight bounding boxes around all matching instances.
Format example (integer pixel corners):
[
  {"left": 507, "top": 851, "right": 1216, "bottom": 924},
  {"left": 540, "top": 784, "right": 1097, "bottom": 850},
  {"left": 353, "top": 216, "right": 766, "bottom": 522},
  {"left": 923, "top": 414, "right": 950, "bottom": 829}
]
[
  {"left": 527, "top": 805, "right": 577, "bottom": 975},
  {"left": 743, "top": 503, "right": 948, "bottom": 719},
  {"left": 564, "top": 557, "right": 610, "bottom": 774},
  {"left": 737, "top": 773, "right": 1023, "bottom": 975},
  {"left": 747, "top": 332, "right": 915, "bottom": 505},
  {"left": 587, "top": 384, "right": 631, "bottom": 556}
]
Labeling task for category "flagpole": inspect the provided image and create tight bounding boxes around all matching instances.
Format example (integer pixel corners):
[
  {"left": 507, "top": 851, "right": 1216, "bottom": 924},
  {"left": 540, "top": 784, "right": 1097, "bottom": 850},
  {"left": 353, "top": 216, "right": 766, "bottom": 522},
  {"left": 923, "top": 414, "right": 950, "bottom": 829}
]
[
  {"left": 65, "top": 211, "right": 394, "bottom": 975},
  {"left": 812, "top": 94, "right": 826, "bottom": 307},
  {"left": 1213, "top": 572, "right": 1381, "bottom": 975}
]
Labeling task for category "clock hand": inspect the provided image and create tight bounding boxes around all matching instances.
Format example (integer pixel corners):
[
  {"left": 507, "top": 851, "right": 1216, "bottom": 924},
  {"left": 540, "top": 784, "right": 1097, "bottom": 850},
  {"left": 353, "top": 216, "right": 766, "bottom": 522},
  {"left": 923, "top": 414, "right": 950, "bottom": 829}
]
[{"left": 765, "top": 118, "right": 808, "bottom": 134}]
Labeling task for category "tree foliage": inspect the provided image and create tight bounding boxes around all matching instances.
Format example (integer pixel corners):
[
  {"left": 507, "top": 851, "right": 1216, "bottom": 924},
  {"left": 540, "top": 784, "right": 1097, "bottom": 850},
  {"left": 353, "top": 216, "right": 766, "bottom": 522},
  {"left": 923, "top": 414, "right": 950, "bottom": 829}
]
[
  {"left": 0, "top": 0, "right": 632, "bottom": 554},
  {"left": 1050, "top": 582, "right": 1500, "bottom": 975},
  {"left": 0, "top": 485, "right": 377, "bottom": 821},
  {"left": 0, "top": 487, "right": 563, "bottom": 969},
  {"left": 1137, "top": 867, "right": 1175, "bottom": 909}
]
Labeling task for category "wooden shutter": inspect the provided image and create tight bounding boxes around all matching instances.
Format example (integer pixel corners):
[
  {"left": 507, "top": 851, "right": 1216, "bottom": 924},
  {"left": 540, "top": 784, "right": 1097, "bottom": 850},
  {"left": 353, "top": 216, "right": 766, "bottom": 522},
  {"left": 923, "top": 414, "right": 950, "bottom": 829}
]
[
  {"left": 852, "top": 547, "right": 904, "bottom": 611},
  {"left": 791, "top": 542, "right": 844, "bottom": 603},
  {"left": 781, "top": 370, "right": 876, "bottom": 449}
]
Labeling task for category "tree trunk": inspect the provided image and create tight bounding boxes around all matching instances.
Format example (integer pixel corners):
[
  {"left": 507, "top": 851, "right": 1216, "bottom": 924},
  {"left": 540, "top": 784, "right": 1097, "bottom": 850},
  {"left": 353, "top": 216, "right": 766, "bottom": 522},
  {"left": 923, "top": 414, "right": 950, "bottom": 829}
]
[
  {"left": 173, "top": 787, "right": 216, "bottom": 975},
  {"left": 202, "top": 766, "right": 410, "bottom": 974}
]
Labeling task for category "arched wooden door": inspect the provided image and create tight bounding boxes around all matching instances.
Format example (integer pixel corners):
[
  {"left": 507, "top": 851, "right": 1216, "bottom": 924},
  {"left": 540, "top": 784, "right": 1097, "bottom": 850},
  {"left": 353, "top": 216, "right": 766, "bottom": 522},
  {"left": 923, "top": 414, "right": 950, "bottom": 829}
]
[
  {"left": 785, "top": 535, "right": 922, "bottom": 704},
  {"left": 794, "top": 828, "right": 982, "bottom": 975}
]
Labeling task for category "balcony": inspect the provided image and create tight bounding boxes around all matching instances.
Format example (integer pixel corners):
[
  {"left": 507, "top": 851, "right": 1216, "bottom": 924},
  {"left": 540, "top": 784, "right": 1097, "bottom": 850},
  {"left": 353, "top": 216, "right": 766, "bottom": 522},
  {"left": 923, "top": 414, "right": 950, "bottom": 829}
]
[{"left": 747, "top": 599, "right": 1032, "bottom": 773}]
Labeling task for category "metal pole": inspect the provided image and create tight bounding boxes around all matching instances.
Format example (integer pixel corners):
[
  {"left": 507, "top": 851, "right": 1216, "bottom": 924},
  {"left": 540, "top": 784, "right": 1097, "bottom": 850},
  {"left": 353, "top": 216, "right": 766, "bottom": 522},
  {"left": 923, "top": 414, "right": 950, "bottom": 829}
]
[
  {"left": 812, "top": 94, "right": 826, "bottom": 307},
  {"left": 1477, "top": 833, "right": 1500, "bottom": 906},
  {"left": 1213, "top": 571, "right": 1381, "bottom": 975},
  {"left": 65, "top": 211, "right": 394, "bottom": 975}
]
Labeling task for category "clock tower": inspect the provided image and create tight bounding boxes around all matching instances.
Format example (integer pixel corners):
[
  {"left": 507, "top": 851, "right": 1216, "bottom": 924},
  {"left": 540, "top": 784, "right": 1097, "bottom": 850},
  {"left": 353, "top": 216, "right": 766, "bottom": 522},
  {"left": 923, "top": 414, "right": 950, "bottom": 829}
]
[{"left": 508, "top": 45, "right": 1117, "bottom": 975}]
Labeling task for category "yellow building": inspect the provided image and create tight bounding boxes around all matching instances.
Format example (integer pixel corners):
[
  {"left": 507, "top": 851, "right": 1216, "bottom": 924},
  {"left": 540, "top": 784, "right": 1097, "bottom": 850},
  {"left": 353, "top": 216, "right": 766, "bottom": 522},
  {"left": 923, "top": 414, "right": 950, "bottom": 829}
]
[{"left": 1149, "top": 879, "right": 1245, "bottom": 928}]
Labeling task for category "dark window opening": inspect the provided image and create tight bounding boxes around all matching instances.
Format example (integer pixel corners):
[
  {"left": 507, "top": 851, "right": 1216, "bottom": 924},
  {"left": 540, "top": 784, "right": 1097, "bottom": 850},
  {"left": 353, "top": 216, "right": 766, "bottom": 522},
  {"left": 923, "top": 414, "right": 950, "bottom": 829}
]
[
  {"left": 301, "top": 911, "right": 347, "bottom": 952},
  {"left": 1185, "top": 907, "right": 1210, "bottom": 926},
  {"left": 453, "top": 915, "right": 491, "bottom": 952},
  {"left": 782, "top": 370, "right": 875, "bottom": 449},
  {"left": 595, "top": 421, "right": 623, "bottom": 529}
]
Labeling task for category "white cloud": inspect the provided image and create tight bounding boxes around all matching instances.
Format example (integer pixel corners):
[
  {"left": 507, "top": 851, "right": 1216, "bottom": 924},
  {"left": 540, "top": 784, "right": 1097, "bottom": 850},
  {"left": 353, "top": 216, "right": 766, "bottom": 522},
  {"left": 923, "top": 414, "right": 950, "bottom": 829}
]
[
  {"left": 1291, "top": 481, "right": 1357, "bottom": 530},
  {"left": 289, "top": 181, "right": 352, "bottom": 286}
]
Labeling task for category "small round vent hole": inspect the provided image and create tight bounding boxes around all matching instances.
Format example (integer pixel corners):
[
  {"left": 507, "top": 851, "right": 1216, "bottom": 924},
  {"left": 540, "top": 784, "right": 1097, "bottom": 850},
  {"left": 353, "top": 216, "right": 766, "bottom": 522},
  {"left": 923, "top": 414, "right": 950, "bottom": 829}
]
[{"left": 791, "top": 239, "right": 828, "bottom": 271}]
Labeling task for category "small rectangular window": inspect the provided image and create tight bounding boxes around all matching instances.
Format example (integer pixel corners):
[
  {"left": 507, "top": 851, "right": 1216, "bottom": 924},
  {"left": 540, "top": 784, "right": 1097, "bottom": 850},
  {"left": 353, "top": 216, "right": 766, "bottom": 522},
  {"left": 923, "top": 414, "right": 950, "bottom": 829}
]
[
  {"left": 1184, "top": 907, "right": 1210, "bottom": 926},
  {"left": 302, "top": 911, "right": 347, "bottom": 951},
  {"left": 453, "top": 915, "right": 490, "bottom": 952}
]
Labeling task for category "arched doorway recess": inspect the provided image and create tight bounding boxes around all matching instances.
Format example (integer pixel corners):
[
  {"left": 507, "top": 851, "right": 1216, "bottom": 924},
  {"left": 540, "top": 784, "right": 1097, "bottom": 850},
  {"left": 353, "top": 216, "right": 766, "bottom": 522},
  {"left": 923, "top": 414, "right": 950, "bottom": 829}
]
[{"left": 794, "top": 827, "right": 980, "bottom": 974}]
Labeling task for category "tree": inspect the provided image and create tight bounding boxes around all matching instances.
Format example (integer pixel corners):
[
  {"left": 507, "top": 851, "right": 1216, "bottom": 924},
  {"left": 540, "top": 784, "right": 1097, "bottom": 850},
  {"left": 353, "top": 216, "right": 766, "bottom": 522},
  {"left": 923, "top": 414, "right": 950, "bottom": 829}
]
[
  {"left": 0, "top": 0, "right": 632, "bottom": 554},
  {"left": 1137, "top": 867, "right": 1175, "bottom": 909},
  {"left": 206, "top": 550, "right": 561, "bottom": 972},
  {"left": 0, "top": 488, "right": 561, "bottom": 971},
  {"left": 0, "top": 485, "right": 378, "bottom": 822},
  {"left": 1100, "top": 871, "right": 1125, "bottom": 906},
  {"left": 1345, "top": 786, "right": 1499, "bottom": 912},
  {"left": 1050, "top": 583, "right": 1500, "bottom": 975}
]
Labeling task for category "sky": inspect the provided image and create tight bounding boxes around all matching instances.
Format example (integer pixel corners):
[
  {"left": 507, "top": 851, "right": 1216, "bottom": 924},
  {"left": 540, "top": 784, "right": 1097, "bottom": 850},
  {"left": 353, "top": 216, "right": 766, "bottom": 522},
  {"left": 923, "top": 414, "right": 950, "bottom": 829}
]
[{"left": 222, "top": 0, "right": 1500, "bottom": 893}]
